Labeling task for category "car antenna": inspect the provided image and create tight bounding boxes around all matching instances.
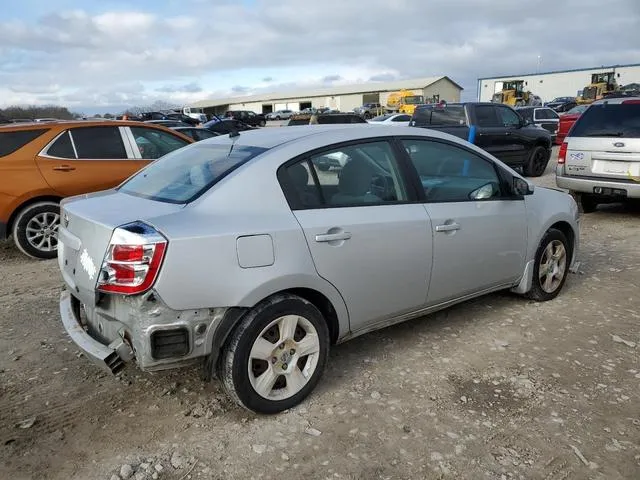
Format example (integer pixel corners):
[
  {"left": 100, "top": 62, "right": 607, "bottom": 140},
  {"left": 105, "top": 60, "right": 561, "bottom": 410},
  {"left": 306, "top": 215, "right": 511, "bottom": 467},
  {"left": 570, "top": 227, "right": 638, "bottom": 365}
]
[{"left": 228, "top": 127, "right": 240, "bottom": 156}]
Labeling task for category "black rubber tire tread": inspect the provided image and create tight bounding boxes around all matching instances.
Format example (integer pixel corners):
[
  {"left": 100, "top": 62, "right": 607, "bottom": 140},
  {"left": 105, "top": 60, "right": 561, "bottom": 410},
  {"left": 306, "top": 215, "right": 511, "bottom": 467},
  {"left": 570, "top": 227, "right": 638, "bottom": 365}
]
[
  {"left": 12, "top": 201, "right": 60, "bottom": 260},
  {"left": 525, "top": 228, "right": 571, "bottom": 302},
  {"left": 579, "top": 194, "right": 598, "bottom": 213},
  {"left": 219, "top": 293, "right": 330, "bottom": 414},
  {"left": 523, "top": 145, "right": 549, "bottom": 177}
]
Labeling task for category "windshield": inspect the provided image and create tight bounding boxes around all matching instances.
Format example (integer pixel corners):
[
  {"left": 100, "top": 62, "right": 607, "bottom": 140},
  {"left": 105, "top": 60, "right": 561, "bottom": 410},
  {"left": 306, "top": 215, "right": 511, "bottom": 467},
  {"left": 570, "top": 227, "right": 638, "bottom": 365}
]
[
  {"left": 119, "top": 143, "right": 268, "bottom": 203},
  {"left": 569, "top": 103, "right": 640, "bottom": 138},
  {"left": 403, "top": 96, "right": 424, "bottom": 105}
]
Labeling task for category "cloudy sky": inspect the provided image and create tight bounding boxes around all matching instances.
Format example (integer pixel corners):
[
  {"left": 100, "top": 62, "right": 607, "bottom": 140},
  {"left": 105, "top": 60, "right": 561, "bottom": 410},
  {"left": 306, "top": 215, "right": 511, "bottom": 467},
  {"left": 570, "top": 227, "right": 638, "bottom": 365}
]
[{"left": 2, "top": 0, "right": 639, "bottom": 114}]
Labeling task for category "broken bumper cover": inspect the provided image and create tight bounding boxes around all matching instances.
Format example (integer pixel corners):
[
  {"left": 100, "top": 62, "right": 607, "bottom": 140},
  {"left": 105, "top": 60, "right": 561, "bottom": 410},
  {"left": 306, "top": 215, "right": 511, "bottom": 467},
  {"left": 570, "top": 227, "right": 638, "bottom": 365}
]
[
  {"left": 60, "top": 288, "right": 229, "bottom": 374},
  {"left": 60, "top": 289, "right": 128, "bottom": 374}
]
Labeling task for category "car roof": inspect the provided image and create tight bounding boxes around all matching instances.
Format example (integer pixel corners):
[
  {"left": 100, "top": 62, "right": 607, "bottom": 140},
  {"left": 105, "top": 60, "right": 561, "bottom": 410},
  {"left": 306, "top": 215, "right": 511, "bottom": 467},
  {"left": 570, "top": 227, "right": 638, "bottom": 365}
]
[
  {"left": 591, "top": 96, "right": 640, "bottom": 105},
  {"left": 197, "top": 124, "right": 466, "bottom": 150}
]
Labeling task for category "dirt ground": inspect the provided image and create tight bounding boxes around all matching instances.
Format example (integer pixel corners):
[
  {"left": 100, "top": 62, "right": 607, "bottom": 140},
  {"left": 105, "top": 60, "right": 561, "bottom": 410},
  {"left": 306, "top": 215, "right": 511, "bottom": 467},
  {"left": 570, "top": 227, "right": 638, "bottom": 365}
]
[{"left": 1, "top": 150, "right": 639, "bottom": 480}]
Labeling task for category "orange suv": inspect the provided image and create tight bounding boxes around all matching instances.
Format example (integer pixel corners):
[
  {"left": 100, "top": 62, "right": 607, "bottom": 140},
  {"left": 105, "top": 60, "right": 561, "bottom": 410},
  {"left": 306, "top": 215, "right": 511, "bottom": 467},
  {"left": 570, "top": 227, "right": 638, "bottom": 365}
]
[{"left": 0, "top": 120, "right": 193, "bottom": 259}]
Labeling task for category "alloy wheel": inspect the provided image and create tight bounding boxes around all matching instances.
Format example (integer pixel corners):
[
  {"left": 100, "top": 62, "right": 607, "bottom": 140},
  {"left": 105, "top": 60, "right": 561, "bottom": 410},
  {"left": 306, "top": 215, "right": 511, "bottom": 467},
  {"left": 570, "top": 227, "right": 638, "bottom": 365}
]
[
  {"left": 25, "top": 212, "right": 59, "bottom": 252},
  {"left": 538, "top": 239, "right": 567, "bottom": 293}
]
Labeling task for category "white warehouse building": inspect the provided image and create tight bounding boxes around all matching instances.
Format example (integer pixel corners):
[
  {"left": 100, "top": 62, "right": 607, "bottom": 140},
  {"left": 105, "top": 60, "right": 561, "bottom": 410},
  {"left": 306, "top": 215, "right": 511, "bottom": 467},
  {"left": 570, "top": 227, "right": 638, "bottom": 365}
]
[
  {"left": 477, "top": 63, "right": 640, "bottom": 103},
  {"left": 190, "top": 76, "right": 463, "bottom": 116}
]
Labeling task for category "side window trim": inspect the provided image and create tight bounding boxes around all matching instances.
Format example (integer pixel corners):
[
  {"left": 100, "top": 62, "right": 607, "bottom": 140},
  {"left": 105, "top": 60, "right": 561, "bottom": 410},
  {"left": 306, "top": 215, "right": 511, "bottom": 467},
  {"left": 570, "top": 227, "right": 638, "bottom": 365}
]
[
  {"left": 39, "top": 130, "right": 78, "bottom": 160},
  {"left": 392, "top": 135, "right": 519, "bottom": 203}
]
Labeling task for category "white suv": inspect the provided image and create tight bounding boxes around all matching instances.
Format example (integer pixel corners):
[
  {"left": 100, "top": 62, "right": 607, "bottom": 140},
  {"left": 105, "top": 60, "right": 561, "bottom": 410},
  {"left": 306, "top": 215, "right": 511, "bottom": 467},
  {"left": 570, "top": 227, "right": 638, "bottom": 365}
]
[{"left": 555, "top": 96, "right": 640, "bottom": 212}]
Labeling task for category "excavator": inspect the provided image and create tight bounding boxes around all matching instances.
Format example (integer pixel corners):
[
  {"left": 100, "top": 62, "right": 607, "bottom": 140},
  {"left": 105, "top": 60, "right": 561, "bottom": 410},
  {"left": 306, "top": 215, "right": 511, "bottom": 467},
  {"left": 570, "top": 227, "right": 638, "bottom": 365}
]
[
  {"left": 491, "top": 80, "right": 539, "bottom": 107},
  {"left": 386, "top": 89, "right": 425, "bottom": 115},
  {"left": 576, "top": 72, "right": 618, "bottom": 104}
]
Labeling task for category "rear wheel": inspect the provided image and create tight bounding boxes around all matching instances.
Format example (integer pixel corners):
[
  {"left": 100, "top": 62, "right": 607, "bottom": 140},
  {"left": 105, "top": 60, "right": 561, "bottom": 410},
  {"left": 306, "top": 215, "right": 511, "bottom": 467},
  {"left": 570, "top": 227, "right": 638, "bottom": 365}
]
[
  {"left": 219, "top": 294, "right": 330, "bottom": 414},
  {"left": 525, "top": 228, "right": 570, "bottom": 302},
  {"left": 12, "top": 201, "right": 60, "bottom": 259},
  {"left": 523, "top": 145, "right": 549, "bottom": 177},
  {"left": 259, "top": 120, "right": 266, "bottom": 127}
]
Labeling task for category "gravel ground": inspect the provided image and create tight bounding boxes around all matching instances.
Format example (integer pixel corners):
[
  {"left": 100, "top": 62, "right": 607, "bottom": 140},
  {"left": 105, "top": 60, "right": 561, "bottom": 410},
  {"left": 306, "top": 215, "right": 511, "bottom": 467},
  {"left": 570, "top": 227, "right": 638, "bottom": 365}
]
[{"left": 1, "top": 148, "right": 639, "bottom": 480}]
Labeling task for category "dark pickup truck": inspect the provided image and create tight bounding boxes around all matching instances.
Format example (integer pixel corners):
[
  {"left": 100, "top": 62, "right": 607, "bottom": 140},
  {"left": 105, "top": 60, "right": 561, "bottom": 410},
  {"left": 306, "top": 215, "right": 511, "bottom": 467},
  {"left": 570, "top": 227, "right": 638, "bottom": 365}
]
[{"left": 410, "top": 102, "right": 552, "bottom": 177}]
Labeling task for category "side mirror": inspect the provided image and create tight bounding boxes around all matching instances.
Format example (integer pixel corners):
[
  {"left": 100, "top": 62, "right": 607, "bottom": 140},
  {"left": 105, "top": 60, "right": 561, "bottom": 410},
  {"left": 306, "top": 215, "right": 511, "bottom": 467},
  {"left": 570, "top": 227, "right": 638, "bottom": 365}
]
[{"left": 513, "top": 177, "right": 534, "bottom": 196}]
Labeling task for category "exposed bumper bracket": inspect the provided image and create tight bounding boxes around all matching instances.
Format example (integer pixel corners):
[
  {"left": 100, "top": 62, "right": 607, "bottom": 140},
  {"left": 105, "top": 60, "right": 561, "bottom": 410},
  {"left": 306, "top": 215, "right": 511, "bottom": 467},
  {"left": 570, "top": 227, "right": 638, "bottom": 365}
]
[{"left": 60, "top": 289, "right": 126, "bottom": 375}]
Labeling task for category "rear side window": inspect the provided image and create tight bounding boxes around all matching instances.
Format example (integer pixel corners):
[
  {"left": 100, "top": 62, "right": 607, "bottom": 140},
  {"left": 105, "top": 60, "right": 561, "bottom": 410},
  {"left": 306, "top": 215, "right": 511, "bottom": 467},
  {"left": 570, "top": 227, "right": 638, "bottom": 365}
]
[
  {"left": 0, "top": 129, "right": 49, "bottom": 157},
  {"left": 412, "top": 105, "right": 465, "bottom": 126},
  {"left": 119, "top": 143, "right": 267, "bottom": 204},
  {"left": 71, "top": 126, "right": 127, "bottom": 159},
  {"left": 569, "top": 103, "right": 640, "bottom": 138},
  {"left": 475, "top": 105, "right": 502, "bottom": 127}
]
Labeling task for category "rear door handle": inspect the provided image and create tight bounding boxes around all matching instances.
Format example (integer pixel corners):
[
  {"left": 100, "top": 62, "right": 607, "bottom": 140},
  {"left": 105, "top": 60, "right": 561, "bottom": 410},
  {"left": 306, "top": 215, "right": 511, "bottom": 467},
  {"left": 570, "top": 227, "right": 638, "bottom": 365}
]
[
  {"left": 53, "top": 165, "right": 76, "bottom": 172},
  {"left": 315, "top": 232, "right": 352, "bottom": 242},
  {"left": 435, "top": 223, "right": 460, "bottom": 232}
]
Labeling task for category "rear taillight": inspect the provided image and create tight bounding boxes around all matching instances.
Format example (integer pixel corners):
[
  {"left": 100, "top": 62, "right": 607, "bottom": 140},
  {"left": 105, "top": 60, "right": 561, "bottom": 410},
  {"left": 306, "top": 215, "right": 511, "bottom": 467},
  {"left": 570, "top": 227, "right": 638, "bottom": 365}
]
[
  {"left": 622, "top": 99, "right": 640, "bottom": 104},
  {"left": 558, "top": 142, "right": 568, "bottom": 164},
  {"left": 97, "top": 222, "right": 167, "bottom": 295}
]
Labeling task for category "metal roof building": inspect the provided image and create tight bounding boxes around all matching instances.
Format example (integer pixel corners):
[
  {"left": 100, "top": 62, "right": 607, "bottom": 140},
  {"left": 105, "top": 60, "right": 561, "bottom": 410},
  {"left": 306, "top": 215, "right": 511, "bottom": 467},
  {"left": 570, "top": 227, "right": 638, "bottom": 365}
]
[
  {"left": 190, "top": 76, "right": 463, "bottom": 115},
  {"left": 477, "top": 63, "right": 640, "bottom": 103}
]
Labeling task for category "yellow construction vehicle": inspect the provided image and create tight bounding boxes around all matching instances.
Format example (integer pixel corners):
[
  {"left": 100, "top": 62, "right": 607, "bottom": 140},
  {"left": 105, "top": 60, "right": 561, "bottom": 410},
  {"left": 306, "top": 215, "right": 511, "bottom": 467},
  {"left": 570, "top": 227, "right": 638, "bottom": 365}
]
[
  {"left": 386, "top": 89, "right": 425, "bottom": 114},
  {"left": 576, "top": 72, "right": 618, "bottom": 104},
  {"left": 490, "top": 80, "right": 538, "bottom": 107}
]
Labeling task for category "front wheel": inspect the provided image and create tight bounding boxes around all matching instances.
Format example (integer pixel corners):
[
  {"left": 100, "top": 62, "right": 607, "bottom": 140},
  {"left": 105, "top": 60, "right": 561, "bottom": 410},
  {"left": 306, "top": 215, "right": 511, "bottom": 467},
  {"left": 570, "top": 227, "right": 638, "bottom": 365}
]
[
  {"left": 525, "top": 228, "right": 571, "bottom": 302},
  {"left": 219, "top": 294, "right": 330, "bottom": 414},
  {"left": 12, "top": 201, "right": 60, "bottom": 259},
  {"left": 523, "top": 145, "right": 549, "bottom": 177},
  {"left": 259, "top": 120, "right": 266, "bottom": 127}
]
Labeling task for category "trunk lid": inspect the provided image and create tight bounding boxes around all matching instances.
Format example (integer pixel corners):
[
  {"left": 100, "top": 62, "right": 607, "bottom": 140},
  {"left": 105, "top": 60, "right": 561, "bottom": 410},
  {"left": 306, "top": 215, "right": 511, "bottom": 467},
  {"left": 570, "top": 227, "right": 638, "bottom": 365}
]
[
  {"left": 58, "top": 190, "right": 183, "bottom": 307},
  {"left": 565, "top": 137, "right": 640, "bottom": 179}
]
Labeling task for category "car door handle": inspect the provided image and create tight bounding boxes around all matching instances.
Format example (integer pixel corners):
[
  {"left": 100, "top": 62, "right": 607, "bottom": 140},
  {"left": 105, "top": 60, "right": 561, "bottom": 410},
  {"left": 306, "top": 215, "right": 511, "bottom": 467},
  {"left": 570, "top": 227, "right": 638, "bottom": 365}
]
[
  {"left": 435, "top": 223, "right": 460, "bottom": 232},
  {"left": 315, "top": 232, "right": 352, "bottom": 242},
  {"left": 53, "top": 165, "right": 76, "bottom": 171}
]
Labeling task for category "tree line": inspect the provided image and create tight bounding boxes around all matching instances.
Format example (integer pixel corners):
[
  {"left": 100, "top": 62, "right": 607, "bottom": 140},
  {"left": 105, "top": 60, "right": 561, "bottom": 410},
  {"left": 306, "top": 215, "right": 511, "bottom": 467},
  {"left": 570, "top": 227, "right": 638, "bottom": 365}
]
[{"left": 0, "top": 100, "right": 180, "bottom": 123}]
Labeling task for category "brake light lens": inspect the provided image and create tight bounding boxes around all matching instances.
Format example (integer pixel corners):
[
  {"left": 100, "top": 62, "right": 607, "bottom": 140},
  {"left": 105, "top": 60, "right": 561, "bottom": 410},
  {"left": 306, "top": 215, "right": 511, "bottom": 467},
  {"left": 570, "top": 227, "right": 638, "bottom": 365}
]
[
  {"left": 97, "top": 222, "right": 167, "bottom": 295},
  {"left": 558, "top": 142, "right": 568, "bottom": 164},
  {"left": 622, "top": 99, "right": 640, "bottom": 104}
]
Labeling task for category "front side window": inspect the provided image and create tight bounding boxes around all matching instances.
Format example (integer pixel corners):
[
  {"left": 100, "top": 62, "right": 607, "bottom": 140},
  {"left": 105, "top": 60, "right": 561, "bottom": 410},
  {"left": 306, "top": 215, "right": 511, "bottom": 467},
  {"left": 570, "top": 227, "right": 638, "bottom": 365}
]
[
  {"left": 119, "top": 143, "right": 267, "bottom": 204},
  {"left": 70, "top": 126, "right": 127, "bottom": 159},
  {"left": 496, "top": 107, "right": 521, "bottom": 127},
  {"left": 193, "top": 129, "right": 218, "bottom": 141},
  {"left": 401, "top": 138, "right": 501, "bottom": 202},
  {"left": 283, "top": 141, "right": 408, "bottom": 208},
  {"left": 392, "top": 115, "right": 411, "bottom": 122},
  {"left": 130, "top": 127, "right": 190, "bottom": 159},
  {"left": 475, "top": 105, "right": 502, "bottom": 127}
]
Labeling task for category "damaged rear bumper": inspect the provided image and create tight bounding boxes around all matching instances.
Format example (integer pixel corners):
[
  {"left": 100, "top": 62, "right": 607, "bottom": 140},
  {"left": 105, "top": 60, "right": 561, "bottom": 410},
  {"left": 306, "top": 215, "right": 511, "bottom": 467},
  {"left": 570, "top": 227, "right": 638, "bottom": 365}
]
[
  {"left": 59, "top": 288, "right": 229, "bottom": 375},
  {"left": 60, "top": 289, "right": 130, "bottom": 374}
]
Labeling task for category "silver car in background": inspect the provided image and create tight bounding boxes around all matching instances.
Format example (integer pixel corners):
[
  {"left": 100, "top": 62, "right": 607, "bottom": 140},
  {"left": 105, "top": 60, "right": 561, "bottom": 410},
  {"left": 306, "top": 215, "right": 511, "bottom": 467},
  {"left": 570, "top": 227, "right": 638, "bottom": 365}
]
[
  {"left": 556, "top": 96, "right": 640, "bottom": 212},
  {"left": 58, "top": 124, "right": 580, "bottom": 413}
]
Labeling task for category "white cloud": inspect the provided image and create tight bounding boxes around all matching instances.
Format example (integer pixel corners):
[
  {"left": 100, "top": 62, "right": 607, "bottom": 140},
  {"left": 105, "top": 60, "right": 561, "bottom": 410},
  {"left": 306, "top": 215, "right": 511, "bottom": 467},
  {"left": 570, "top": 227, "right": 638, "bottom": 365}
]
[{"left": 0, "top": 0, "right": 638, "bottom": 111}]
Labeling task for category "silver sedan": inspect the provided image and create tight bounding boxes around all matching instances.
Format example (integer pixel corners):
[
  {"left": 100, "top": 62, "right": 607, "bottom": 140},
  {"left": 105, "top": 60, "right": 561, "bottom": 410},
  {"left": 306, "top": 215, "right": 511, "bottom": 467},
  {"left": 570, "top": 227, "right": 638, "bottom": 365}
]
[{"left": 57, "top": 124, "right": 580, "bottom": 413}]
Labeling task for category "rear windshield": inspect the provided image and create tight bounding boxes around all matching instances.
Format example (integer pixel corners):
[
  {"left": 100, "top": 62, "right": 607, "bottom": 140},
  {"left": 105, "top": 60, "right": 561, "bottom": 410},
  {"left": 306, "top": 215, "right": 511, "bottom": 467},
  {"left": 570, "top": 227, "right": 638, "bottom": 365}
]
[
  {"left": 118, "top": 142, "right": 267, "bottom": 204},
  {"left": 0, "top": 129, "right": 49, "bottom": 157},
  {"left": 411, "top": 105, "right": 466, "bottom": 127},
  {"left": 569, "top": 102, "right": 640, "bottom": 138}
]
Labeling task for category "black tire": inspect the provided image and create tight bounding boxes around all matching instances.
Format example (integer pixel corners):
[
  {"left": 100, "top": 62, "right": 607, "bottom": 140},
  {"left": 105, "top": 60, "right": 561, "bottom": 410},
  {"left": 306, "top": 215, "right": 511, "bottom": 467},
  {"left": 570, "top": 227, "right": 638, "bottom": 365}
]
[
  {"left": 259, "top": 120, "right": 266, "bottom": 127},
  {"left": 317, "top": 164, "right": 330, "bottom": 172},
  {"left": 523, "top": 145, "right": 550, "bottom": 177},
  {"left": 275, "top": 116, "right": 281, "bottom": 121},
  {"left": 579, "top": 194, "right": 598, "bottom": 213},
  {"left": 525, "top": 228, "right": 571, "bottom": 302},
  {"left": 219, "top": 294, "right": 330, "bottom": 414},
  {"left": 12, "top": 201, "right": 60, "bottom": 259}
]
